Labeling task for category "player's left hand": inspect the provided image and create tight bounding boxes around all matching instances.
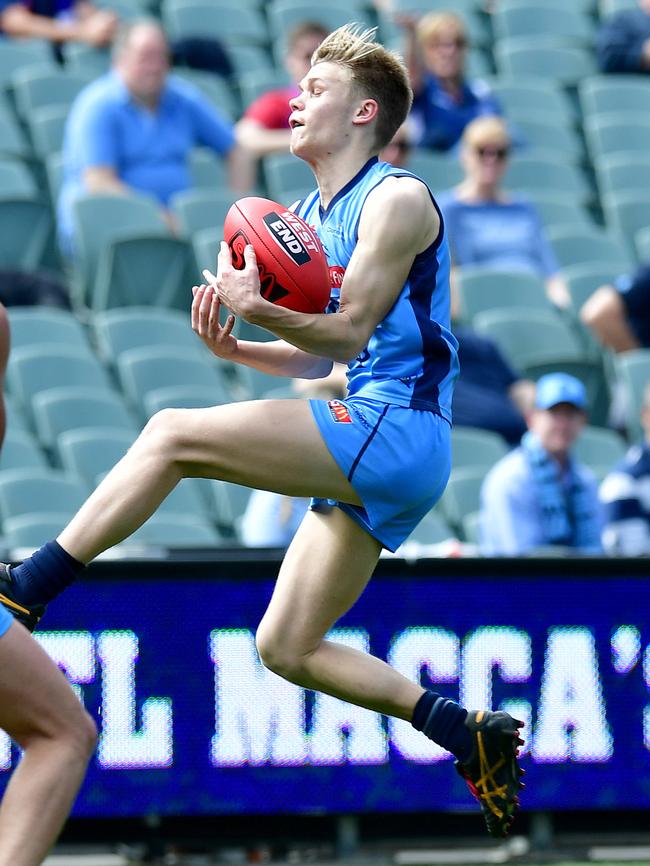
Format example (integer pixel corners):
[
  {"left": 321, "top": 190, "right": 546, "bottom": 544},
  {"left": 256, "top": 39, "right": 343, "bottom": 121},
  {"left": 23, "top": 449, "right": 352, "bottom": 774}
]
[{"left": 203, "top": 242, "right": 268, "bottom": 323}]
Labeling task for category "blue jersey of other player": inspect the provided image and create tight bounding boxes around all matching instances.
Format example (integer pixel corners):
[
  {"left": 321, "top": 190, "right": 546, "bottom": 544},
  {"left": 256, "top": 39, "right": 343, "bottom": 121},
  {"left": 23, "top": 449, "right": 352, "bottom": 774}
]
[{"left": 294, "top": 157, "right": 459, "bottom": 423}]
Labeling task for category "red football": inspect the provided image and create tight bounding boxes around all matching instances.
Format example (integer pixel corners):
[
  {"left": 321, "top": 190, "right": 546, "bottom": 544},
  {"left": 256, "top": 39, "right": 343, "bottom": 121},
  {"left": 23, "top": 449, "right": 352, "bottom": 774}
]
[{"left": 223, "top": 197, "right": 331, "bottom": 314}]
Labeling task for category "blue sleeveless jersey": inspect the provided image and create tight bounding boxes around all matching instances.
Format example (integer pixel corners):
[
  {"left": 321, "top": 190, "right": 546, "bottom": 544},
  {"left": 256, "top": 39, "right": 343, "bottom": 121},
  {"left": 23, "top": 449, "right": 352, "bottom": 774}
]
[{"left": 294, "top": 157, "right": 459, "bottom": 422}]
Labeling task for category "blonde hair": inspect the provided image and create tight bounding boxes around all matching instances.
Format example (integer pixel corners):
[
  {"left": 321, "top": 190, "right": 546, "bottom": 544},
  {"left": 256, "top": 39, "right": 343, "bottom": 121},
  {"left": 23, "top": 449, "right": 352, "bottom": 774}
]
[
  {"left": 461, "top": 115, "right": 511, "bottom": 150},
  {"left": 416, "top": 12, "right": 467, "bottom": 46},
  {"left": 311, "top": 23, "right": 413, "bottom": 150}
]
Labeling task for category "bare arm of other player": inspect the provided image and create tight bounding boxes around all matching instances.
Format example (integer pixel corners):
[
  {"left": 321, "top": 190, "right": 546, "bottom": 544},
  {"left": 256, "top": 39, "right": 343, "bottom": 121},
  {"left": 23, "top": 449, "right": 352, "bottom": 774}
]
[{"left": 197, "top": 175, "right": 438, "bottom": 367}]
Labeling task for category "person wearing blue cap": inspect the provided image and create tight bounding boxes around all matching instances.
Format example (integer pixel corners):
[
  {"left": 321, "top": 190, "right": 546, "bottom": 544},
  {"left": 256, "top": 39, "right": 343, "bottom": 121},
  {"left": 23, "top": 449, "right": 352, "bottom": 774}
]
[{"left": 479, "top": 373, "right": 603, "bottom": 556}]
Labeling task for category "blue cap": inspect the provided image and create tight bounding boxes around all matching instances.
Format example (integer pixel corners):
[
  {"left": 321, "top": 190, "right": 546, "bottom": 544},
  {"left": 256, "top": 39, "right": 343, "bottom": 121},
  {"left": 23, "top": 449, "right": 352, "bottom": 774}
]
[{"left": 535, "top": 373, "right": 587, "bottom": 411}]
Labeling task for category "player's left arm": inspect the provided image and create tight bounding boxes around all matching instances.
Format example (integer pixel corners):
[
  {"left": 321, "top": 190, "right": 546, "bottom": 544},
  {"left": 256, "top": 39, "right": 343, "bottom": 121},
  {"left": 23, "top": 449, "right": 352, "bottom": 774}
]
[{"left": 211, "top": 177, "right": 439, "bottom": 363}]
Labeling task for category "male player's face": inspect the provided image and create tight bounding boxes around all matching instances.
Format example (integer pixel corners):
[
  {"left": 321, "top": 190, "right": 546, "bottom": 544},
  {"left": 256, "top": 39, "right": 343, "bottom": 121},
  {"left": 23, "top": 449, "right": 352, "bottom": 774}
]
[
  {"left": 289, "top": 62, "right": 361, "bottom": 158},
  {"left": 529, "top": 403, "right": 586, "bottom": 460}
]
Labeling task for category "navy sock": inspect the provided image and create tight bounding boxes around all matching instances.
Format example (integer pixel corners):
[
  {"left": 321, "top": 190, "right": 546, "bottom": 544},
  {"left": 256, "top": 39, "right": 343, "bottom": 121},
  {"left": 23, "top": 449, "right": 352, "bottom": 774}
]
[
  {"left": 9, "top": 540, "right": 85, "bottom": 606},
  {"left": 412, "top": 690, "right": 472, "bottom": 762}
]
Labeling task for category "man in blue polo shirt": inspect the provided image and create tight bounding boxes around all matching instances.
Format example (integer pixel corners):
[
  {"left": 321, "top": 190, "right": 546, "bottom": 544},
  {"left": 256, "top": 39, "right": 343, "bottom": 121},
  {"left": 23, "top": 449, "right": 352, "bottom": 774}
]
[
  {"left": 58, "top": 18, "right": 248, "bottom": 252},
  {"left": 479, "top": 373, "right": 602, "bottom": 556}
]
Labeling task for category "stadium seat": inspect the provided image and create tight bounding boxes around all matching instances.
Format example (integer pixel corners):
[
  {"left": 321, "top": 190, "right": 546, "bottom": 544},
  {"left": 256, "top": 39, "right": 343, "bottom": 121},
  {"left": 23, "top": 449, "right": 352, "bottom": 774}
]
[
  {"left": 7, "top": 344, "right": 115, "bottom": 416},
  {"left": 27, "top": 105, "right": 68, "bottom": 157},
  {"left": 546, "top": 225, "right": 632, "bottom": 271},
  {"left": 192, "top": 227, "right": 221, "bottom": 275},
  {"left": 0, "top": 113, "right": 29, "bottom": 160},
  {"left": 129, "top": 513, "right": 225, "bottom": 548},
  {"left": 579, "top": 75, "right": 650, "bottom": 118},
  {"left": 156, "top": 478, "right": 215, "bottom": 519},
  {"left": 188, "top": 147, "right": 228, "bottom": 190},
  {"left": 378, "top": 2, "right": 490, "bottom": 49},
  {"left": 263, "top": 153, "right": 314, "bottom": 202},
  {"left": 0, "top": 159, "right": 38, "bottom": 197},
  {"left": 268, "top": 0, "right": 374, "bottom": 45},
  {"left": 56, "top": 427, "right": 136, "bottom": 487},
  {"left": 172, "top": 69, "right": 240, "bottom": 120},
  {"left": 93, "top": 307, "right": 204, "bottom": 365},
  {"left": 11, "top": 67, "right": 90, "bottom": 119},
  {"left": 493, "top": 3, "right": 594, "bottom": 43},
  {"left": 0, "top": 40, "right": 54, "bottom": 87},
  {"left": 210, "top": 480, "right": 252, "bottom": 540},
  {"left": 32, "top": 387, "right": 140, "bottom": 449},
  {"left": 594, "top": 153, "right": 650, "bottom": 200},
  {"left": 0, "top": 197, "right": 53, "bottom": 271},
  {"left": 504, "top": 154, "right": 591, "bottom": 204},
  {"left": 584, "top": 115, "right": 650, "bottom": 159},
  {"left": 634, "top": 226, "right": 650, "bottom": 263},
  {"left": 116, "top": 346, "right": 231, "bottom": 415},
  {"left": 407, "top": 151, "right": 464, "bottom": 194},
  {"left": 451, "top": 427, "right": 509, "bottom": 472},
  {"left": 562, "top": 263, "right": 624, "bottom": 313},
  {"left": 439, "top": 468, "right": 486, "bottom": 537},
  {"left": 472, "top": 308, "right": 587, "bottom": 370},
  {"left": 45, "top": 151, "right": 64, "bottom": 203},
  {"left": 602, "top": 192, "right": 650, "bottom": 259},
  {"left": 522, "top": 194, "right": 594, "bottom": 231},
  {"left": 92, "top": 234, "right": 194, "bottom": 312},
  {"left": 0, "top": 430, "right": 48, "bottom": 472},
  {"left": 486, "top": 76, "right": 577, "bottom": 125},
  {"left": 163, "top": 1, "right": 268, "bottom": 45},
  {"left": 63, "top": 43, "right": 110, "bottom": 75},
  {"left": 573, "top": 425, "right": 627, "bottom": 471},
  {"left": 599, "top": 0, "right": 637, "bottom": 13},
  {"left": 7, "top": 307, "right": 91, "bottom": 355},
  {"left": 170, "top": 188, "right": 234, "bottom": 237},
  {"left": 71, "top": 193, "right": 170, "bottom": 305},
  {"left": 404, "top": 509, "right": 456, "bottom": 546},
  {"left": 4, "top": 393, "right": 30, "bottom": 433},
  {"left": 3, "top": 512, "right": 75, "bottom": 550},
  {"left": 143, "top": 385, "right": 230, "bottom": 418},
  {"left": 238, "top": 69, "right": 290, "bottom": 110},
  {"left": 0, "top": 468, "right": 90, "bottom": 523},
  {"left": 455, "top": 269, "right": 550, "bottom": 324},
  {"left": 613, "top": 350, "right": 650, "bottom": 441},
  {"left": 224, "top": 45, "right": 275, "bottom": 78},
  {"left": 494, "top": 38, "right": 597, "bottom": 86},
  {"left": 509, "top": 116, "right": 583, "bottom": 163}
]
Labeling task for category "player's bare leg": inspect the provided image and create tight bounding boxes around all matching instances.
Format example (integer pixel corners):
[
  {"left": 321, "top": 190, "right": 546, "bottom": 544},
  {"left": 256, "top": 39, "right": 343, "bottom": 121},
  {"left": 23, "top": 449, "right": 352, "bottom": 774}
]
[
  {"left": 57, "top": 399, "right": 362, "bottom": 563},
  {"left": 0, "top": 622, "right": 96, "bottom": 866},
  {"left": 257, "top": 507, "right": 424, "bottom": 719}
]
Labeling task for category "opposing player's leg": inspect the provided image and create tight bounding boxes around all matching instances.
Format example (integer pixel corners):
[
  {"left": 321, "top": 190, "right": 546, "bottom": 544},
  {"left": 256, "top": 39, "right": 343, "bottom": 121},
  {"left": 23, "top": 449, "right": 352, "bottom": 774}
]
[
  {"left": 256, "top": 506, "right": 524, "bottom": 837},
  {"left": 0, "top": 621, "right": 97, "bottom": 866}
]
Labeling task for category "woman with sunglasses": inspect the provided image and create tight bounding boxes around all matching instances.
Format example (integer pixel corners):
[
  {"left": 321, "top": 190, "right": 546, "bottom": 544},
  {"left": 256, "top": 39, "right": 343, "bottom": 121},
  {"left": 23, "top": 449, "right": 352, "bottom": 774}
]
[
  {"left": 438, "top": 116, "right": 570, "bottom": 314},
  {"left": 400, "top": 11, "right": 502, "bottom": 152}
]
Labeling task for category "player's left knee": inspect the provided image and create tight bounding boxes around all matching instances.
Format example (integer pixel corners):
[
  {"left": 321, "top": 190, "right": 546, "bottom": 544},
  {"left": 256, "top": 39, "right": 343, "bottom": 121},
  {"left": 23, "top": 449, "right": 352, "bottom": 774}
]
[
  {"left": 256, "top": 627, "right": 309, "bottom": 684},
  {"left": 138, "top": 409, "right": 187, "bottom": 458}
]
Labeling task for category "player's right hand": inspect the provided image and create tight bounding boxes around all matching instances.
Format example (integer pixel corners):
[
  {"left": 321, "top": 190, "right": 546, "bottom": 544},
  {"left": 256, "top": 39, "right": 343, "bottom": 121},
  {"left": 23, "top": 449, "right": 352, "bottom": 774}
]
[{"left": 191, "top": 283, "right": 238, "bottom": 360}]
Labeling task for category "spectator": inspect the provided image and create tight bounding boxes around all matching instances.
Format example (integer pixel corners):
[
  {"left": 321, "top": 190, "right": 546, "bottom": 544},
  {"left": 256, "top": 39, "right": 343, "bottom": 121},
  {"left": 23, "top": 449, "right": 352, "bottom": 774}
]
[
  {"left": 57, "top": 18, "right": 250, "bottom": 252},
  {"left": 437, "top": 116, "right": 570, "bottom": 314},
  {"left": 600, "top": 381, "right": 650, "bottom": 555},
  {"left": 596, "top": 0, "right": 650, "bottom": 74},
  {"left": 379, "top": 121, "right": 413, "bottom": 167},
  {"left": 453, "top": 324, "right": 535, "bottom": 446},
  {"left": 580, "top": 263, "right": 650, "bottom": 354},
  {"left": 241, "top": 364, "right": 347, "bottom": 548},
  {"left": 480, "top": 373, "right": 602, "bottom": 556},
  {"left": 0, "top": 0, "right": 116, "bottom": 50},
  {"left": 235, "top": 21, "right": 328, "bottom": 160},
  {"left": 400, "top": 11, "right": 501, "bottom": 152}
]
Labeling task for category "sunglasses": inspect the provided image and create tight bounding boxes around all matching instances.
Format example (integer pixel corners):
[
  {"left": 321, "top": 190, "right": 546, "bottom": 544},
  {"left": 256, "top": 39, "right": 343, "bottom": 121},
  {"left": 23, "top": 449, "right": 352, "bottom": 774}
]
[
  {"left": 432, "top": 37, "right": 467, "bottom": 49},
  {"left": 475, "top": 145, "right": 510, "bottom": 161}
]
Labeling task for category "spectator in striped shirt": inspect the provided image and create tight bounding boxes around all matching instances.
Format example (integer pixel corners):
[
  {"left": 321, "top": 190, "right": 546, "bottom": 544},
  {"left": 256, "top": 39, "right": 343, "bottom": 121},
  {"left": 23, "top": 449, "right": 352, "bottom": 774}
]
[{"left": 600, "top": 382, "right": 650, "bottom": 555}]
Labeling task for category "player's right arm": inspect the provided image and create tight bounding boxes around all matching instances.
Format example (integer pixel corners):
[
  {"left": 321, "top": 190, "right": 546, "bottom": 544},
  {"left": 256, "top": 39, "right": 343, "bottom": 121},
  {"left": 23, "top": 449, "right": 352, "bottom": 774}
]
[{"left": 191, "top": 284, "right": 332, "bottom": 379}]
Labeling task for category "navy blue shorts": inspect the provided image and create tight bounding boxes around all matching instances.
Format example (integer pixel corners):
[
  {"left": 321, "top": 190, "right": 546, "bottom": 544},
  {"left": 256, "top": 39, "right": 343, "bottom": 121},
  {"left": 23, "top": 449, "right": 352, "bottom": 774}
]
[{"left": 310, "top": 396, "right": 451, "bottom": 551}]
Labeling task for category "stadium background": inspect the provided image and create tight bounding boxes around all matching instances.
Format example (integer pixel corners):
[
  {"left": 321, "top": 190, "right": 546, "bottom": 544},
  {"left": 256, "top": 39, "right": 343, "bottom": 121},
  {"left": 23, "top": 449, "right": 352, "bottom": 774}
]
[{"left": 1, "top": 0, "right": 650, "bottom": 862}]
